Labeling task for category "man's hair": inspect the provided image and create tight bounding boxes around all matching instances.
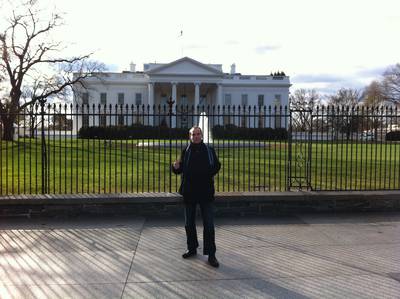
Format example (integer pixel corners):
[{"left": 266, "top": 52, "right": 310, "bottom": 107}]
[{"left": 189, "top": 126, "right": 203, "bottom": 135}]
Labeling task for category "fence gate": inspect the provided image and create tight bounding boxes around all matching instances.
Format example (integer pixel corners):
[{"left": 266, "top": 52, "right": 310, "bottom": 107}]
[{"left": 287, "top": 109, "right": 312, "bottom": 190}]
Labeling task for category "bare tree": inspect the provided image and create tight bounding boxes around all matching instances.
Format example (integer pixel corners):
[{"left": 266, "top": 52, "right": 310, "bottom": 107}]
[
  {"left": 290, "top": 89, "right": 320, "bottom": 110},
  {"left": 362, "top": 80, "right": 385, "bottom": 106},
  {"left": 0, "top": 0, "right": 104, "bottom": 140},
  {"left": 326, "top": 88, "right": 362, "bottom": 140},
  {"left": 289, "top": 89, "right": 320, "bottom": 130},
  {"left": 51, "top": 112, "right": 72, "bottom": 130},
  {"left": 327, "top": 88, "right": 360, "bottom": 106},
  {"left": 382, "top": 63, "right": 400, "bottom": 104},
  {"left": 15, "top": 86, "right": 39, "bottom": 138}
]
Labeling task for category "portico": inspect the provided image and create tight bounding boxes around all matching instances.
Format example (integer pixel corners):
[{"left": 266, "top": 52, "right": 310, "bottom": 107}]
[
  {"left": 146, "top": 58, "right": 224, "bottom": 104},
  {"left": 145, "top": 58, "right": 225, "bottom": 127},
  {"left": 148, "top": 82, "right": 220, "bottom": 127},
  {"left": 149, "top": 82, "right": 220, "bottom": 107}
]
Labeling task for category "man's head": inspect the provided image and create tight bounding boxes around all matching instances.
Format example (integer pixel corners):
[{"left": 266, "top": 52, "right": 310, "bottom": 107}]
[{"left": 189, "top": 126, "right": 203, "bottom": 144}]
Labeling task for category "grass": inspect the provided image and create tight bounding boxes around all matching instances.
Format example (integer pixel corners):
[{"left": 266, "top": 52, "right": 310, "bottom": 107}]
[{"left": 1, "top": 138, "right": 399, "bottom": 195}]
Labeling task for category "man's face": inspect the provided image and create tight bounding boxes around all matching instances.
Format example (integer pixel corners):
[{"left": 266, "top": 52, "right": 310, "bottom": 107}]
[{"left": 190, "top": 128, "right": 202, "bottom": 144}]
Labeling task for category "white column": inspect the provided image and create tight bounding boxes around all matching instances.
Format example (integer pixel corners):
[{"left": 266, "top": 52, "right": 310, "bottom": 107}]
[
  {"left": 216, "top": 83, "right": 223, "bottom": 125},
  {"left": 172, "top": 82, "right": 177, "bottom": 104},
  {"left": 171, "top": 82, "right": 177, "bottom": 128},
  {"left": 194, "top": 82, "right": 200, "bottom": 124},
  {"left": 194, "top": 82, "right": 200, "bottom": 108},
  {"left": 148, "top": 82, "right": 155, "bottom": 106},
  {"left": 217, "top": 83, "right": 223, "bottom": 107},
  {"left": 148, "top": 82, "right": 154, "bottom": 125}
]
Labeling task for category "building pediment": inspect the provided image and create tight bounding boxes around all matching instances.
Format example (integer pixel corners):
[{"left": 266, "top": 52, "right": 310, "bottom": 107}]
[{"left": 145, "top": 57, "right": 223, "bottom": 76}]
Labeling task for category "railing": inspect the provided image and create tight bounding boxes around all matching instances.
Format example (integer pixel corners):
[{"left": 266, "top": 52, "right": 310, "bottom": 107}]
[
  {"left": 0, "top": 104, "right": 399, "bottom": 195},
  {"left": 310, "top": 106, "right": 400, "bottom": 191}
]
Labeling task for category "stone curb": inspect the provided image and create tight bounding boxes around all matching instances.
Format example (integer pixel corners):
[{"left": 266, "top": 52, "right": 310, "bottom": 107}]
[{"left": 0, "top": 191, "right": 399, "bottom": 217}]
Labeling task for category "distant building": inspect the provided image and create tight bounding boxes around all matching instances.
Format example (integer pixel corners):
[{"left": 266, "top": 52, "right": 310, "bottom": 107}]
[{"left": 73, "top": 57, "right": 291, "bottom": 131}]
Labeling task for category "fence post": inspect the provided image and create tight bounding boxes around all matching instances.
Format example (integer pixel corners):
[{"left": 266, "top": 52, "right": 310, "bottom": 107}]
[
  {"left": 168, "top": 97, "right": 175, "bottom": 193},
  {"left": 287, "top": 109, "right": 292, "bottom": 191},
  {"left": 308, "top": 109, "right": 313, "bottom": 190},
  {"left": 40, "top": 101, "right": 47, "bottom": 194}
]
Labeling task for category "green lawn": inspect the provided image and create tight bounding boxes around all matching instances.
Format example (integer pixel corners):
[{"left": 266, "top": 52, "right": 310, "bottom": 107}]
[{"left": 1, "top": 138, "right": 399, "bottom": 194}]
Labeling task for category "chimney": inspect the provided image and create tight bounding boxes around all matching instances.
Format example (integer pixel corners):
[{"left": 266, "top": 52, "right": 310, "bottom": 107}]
[
  {"left": 230, "top": 63, "right": 236, "bottom": 74},
  {"left": 231, "top": 63, "right": 236, "bottom": 75},
  {"left": 129, "top": 62, "right": 136, "bottom": 72}
]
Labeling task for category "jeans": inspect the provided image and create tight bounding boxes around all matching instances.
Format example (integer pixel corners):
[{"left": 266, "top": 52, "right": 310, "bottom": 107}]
[{"left": 184, "top": 201, "right": 216, "bottom": 256}]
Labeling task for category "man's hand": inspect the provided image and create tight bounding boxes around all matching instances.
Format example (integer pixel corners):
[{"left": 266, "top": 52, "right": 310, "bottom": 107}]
[{"left": 173, "top": 160, "right": 180, "bottom": 170}]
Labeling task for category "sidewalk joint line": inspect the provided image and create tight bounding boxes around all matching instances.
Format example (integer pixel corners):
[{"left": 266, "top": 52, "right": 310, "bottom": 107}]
[{"left": 120, "top": 218, "right": 146, "bottom": 299}]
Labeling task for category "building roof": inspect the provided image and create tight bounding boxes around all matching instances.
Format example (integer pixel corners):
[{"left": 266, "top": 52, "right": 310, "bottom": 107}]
[{"left": 145, "top": 57, "right": 224, "bottom": 76}]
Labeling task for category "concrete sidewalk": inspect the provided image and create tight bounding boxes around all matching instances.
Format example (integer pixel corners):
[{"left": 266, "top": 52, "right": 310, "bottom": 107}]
[{"left": 1, "top": 212, "right": 400, "bottom": 298}]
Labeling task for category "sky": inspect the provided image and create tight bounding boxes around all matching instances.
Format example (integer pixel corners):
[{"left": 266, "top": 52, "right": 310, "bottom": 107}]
[{"left": 2, "top": 0, "right": 400, "bottom": 95}]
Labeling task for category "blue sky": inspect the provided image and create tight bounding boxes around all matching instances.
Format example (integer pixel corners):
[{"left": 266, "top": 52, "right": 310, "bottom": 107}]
[{"left": 3, "top": 0, "right": 400, "bottom": 95}]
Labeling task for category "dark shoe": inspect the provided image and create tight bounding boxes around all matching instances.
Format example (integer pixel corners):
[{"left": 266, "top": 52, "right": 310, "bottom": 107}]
[
  {"left": 208, "top": 255, "right": 219, "bottom": 268},
  {"left": 182, "top": 250, "right": 197, "bottom": 259}
]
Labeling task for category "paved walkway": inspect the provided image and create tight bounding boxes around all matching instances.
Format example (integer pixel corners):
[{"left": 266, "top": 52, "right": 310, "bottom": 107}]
[{"left": 1, "top": 212, "right": 400, "bottom": 298}]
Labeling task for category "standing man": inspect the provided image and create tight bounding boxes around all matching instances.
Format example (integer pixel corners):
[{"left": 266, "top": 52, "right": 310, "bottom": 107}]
[{"left": 172, "top": 126, "right": 221, "bottom": 267}]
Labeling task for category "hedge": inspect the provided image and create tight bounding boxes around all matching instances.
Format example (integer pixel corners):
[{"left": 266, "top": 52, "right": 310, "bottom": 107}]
[
  {"left": 78, "top": 124, "right": 188, "bottom": 139},
  {"left": 78, "top": 124, "right": 288, "bottom": 140},
  {"left": 212, "top": 124, "right": 288, "bottom": 140},
  {"left": 386, "top": 131, "right": 400, "bottom": 141}
]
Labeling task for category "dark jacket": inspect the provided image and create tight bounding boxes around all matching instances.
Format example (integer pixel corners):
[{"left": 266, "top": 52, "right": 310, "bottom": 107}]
[{"left": 172, "top": 142, "right": 221, "bottom": 202}]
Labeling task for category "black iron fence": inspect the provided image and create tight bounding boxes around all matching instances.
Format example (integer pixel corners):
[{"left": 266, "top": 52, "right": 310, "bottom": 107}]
[{"left": 1, "top": 104, "right": 399, "bottom": 195}]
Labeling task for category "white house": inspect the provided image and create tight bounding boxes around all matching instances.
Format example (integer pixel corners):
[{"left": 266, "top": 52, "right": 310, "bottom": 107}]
[{"left": 73, "top": 57, "right": 291, "bottom": 132}]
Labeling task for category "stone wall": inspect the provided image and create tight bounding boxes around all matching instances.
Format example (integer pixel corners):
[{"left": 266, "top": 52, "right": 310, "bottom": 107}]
[{"left": 1, "top": 191, "right": 399, "bottom": 217}]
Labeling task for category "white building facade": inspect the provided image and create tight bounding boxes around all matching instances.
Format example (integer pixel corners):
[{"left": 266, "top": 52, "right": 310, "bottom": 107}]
[{"left": 73, "top": 57, "right": 291, "bottom": 131}]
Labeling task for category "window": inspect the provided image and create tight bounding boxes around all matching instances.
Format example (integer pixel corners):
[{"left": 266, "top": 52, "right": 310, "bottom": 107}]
[
  {"left": 82, "top": 93, "right": 89, "bottom": 105},
  {"left": 274, "top": 95, "right": 282, "bottom": 128},
  {"left": 223, "top": 94, "right": 232, "bottom": 125},
  {"left": 82, "top": 102, "right": 89, "bottom": 128},
  {"left": 118, "top": 115, "right": 124, "bottom": 125},
  {"left": 134, "top": 93, "right": 143, "bottom": 124},
  {"left": 100, "top": 93, "right": 107, "bottom": 105},
  {"left": 224, "top": 94, "right": 232, "bottom": 106},
  {"left": 258, "top": 95, "right": 265, "bottom": 128},
  {"left": 180, "top": 94, "right": 188, "bottom": 105},
  {"left": 198, "top": 95, "right": 207, "bottom": 113},
  {"left": 99, "top": 115, "right": 107, "bottom": 127},
  {"left": 135, "top": 93, "right": 142, "bottom": 105},
  {"left": 241, "top": 94, "right": 248, "bottom": 106},
  {"left": 274, "top": 94, "right": 281, "bottom": 106},
  {"left": 157, "top": 95, "right": 168, "bottom": 126},
  {"left": 160, "top": 94, "right": 167, "bottom": 105},
  {"left": 257, "top": 95, "right": 264, "bottom": 106},
  {"left": 98, "top": 93, "right": 107, "bottom": 126},
  {"left": 81, "top": 92, "right": 89, "bottom": 127},
  {"left": 117, "top": 93, "right": 124, "bottom": 124},
  {"left": 82, "top": 116, "right": 89, "bottom": 127},
  {"left": 241, "top": 94, "right": 248, "bottom": 127},
  {"left": 118, "top": 93, "right": 124, "bottom": 105},
  {"left": 200, "top": 95, "right": 207, "bottom": 106}
]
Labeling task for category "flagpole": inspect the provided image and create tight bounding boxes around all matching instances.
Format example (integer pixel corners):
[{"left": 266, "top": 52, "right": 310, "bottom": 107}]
[{"left": 179, "top": 30, "right": 183, "bottom": 57}]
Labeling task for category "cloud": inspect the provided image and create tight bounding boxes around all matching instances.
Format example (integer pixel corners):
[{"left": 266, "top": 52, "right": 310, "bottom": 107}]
[
  {"left": 291, "top": 72, "right": 373, "bottom": 95},
  {"left": 105, "top": 64, "right": 119, "bottom": 72},
  {"left": 386, "top": 15, "right": 400, "bottom": 24},
  {"left": 354, "top": 66, "right": 387, "bottom": 78},
  {"left": 255, "top": 45, "right": 280, "bottom": 54},
  {"left": 225, "top": 40, "right": 240, "bottom": 45},
  {"left": 186, "top": 44, "right": 207, "bottom": 49},
  {"left": 292, "top": 73, "right": 344, "bottom": 84}
]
